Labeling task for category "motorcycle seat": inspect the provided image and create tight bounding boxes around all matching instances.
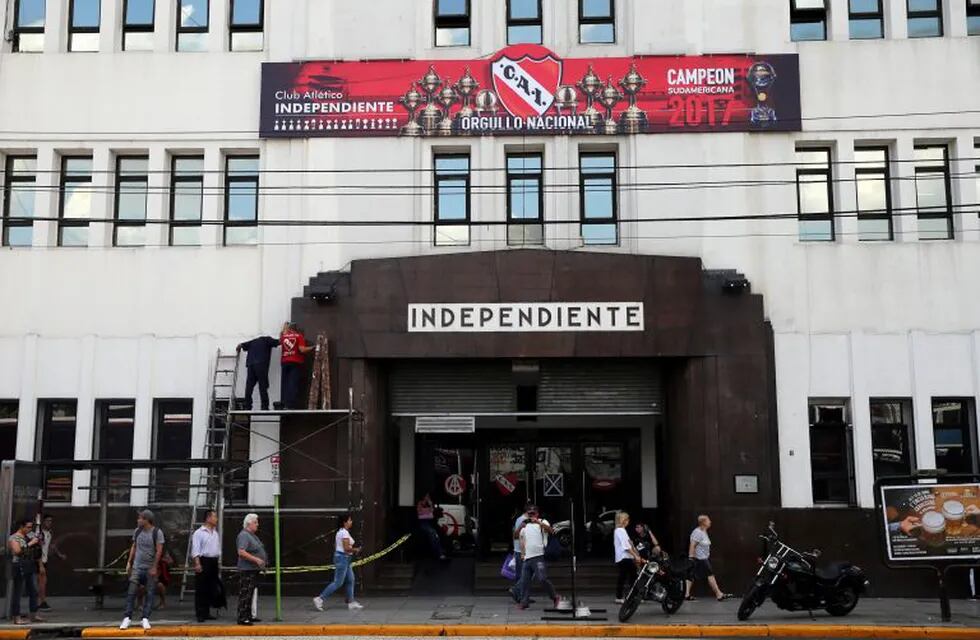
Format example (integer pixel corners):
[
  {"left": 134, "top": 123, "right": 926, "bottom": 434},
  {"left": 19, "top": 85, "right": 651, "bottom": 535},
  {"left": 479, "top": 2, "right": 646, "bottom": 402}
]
[{"left": 815, "top": 562, "right": 851, "bottom": 582}]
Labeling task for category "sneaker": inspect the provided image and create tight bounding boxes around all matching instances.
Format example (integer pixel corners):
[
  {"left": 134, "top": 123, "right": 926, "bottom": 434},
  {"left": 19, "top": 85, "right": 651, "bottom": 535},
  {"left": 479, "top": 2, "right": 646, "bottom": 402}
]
[
  {"left": 141, "top": 618, "right": 151, "bottom": 630},
  {"left": 553, "top": 597, "right": 561, "bottom": 609},
  {"left": 119, "top": 617, "right": 131, "bottom": 630},
  {"left": 348, "top": 601, "right": 364, "bottom": 610},
  {"left": 38, "top": 601, "right": 51, "bottom": 611},
  {"left": 30, "top": 615, "right": 46, "bottom": 623},
  {"left": 313, "top": 596, "right": 324, "bottom": 611},
  {"left": 615, "top": 598, "right": 625, "bottom": 604}
]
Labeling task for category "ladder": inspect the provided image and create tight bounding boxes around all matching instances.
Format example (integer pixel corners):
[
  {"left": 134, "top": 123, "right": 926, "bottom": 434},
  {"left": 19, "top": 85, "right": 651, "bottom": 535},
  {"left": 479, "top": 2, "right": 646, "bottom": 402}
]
[{"left": 179, "top": 348, "right": 240, "bottom": 602}]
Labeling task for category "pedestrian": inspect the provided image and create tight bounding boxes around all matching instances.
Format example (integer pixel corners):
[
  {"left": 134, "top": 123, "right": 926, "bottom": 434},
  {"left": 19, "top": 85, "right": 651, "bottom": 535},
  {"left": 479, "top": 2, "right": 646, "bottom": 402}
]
[
  {"left": 416, "top": 493, "right": 446, "bottom": 561},
  {"left": 514, "top": 507, "right": 561, "bottom": 610},
  {"left": 312, "top": 513, "right": 364, "bottom": 611},
  {"left": 237, "top": 335, "right": 279, "bottom": 410},
  {"left": 509, "top": 502, "right": 533, "bottom": 602},
  {"left": 192, "top": 509, "right": 223, "bottom": 622},
  {"left": 685, "top": 514, "right": 733, "bottom": 601},
  {"left": 6, "top": 518, "right": 43, "bottom": 625},
  {"left": 36, "top": 513, "right": 65, "bottom": 611},
  {"left": 236, "top": 513, "right": 267, "bottom": 626},
  {"left": 120, "top": 510, "right": 164, "bottom": 630},
  {"left": 614, "top": 511, "right": 645, "bottom": 604},
  {"left": 278, "top": 322, "right": 314, "bottom": 409}
]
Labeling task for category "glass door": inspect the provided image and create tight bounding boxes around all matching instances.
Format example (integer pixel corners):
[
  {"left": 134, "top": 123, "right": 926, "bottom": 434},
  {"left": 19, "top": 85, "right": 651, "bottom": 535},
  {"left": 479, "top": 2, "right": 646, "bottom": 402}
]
[
  {"left": 582, "top": 443, "right": 626, "bottom": 557},
  {"left": 532, "top": 445, "right": 574, "bottom": 554},
  {"left": 484, "top": 446, "right": 529, "bottom": 553}
]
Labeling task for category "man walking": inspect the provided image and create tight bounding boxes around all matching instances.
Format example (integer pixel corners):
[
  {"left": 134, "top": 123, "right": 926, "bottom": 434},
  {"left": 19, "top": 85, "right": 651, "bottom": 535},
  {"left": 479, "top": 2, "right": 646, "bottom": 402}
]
[
  {"left": 515, "top": 507, "right": 561, "bottom": 610},
  {"left": 279, "top": 322, "right": 314, "bottom": 409},
  {"left": 685, "top": 514, "right": 733, "bottom": 602},
  {"left": 509, "top": 502, "right": 533, "bottom": 602},
  {"left": 237, "top": 335, "right": 279, "bottom": 410},
  {"left": 37, "top": 513, "right": 66, "bottom": 611},
  {"left": 192, "top": 509, "right": 222, "bottom": 622},
  {"left": 120, "top": 510, "right": 164, "bottom": 630}
]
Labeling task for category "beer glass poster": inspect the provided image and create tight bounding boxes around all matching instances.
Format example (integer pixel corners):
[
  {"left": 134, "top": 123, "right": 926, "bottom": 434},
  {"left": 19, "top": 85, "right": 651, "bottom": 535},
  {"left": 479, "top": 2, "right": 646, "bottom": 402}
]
[
  {"left": 259, "top": 44, "right": 800, "bottom": 138},
  {"left": 880, "top": 483, "right": 980, "bottom": 561}
]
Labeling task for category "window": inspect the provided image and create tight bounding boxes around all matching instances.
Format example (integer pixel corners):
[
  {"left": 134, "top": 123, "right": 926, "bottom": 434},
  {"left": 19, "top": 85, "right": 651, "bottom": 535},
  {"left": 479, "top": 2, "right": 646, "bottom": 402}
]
[
  {"left": 914, "top": 144, "right": 953, "bottom": 240},
  {"left": 907, "top": 0, "right": 942, "bottom": 37},
  {"left": 170, "top": 155, "right": 204, "bottom": 246},
  {"left": 229, "top": 0, "right": 263, "bottom": 51},
  {"left": 123, "top": 0, "right": 155, "bottom": 51},
  {"left": 854, "top": 147, "right": 893, "bottom": 241},
  {"left": 0, "top": 401, "right": 18, "bottom": 462},
  {"left": 58, "top": 156, "right": 93, "bottom": 247},
  {"left": 13, "top": 0, "right": 45, "bottom": 52},
  {"left": 152, "top": 399, "right": 193, "bottom": 503},
  {"left": 114, "top": 156, "right": 149, "bottom": 247},
  {"left": 224, "top": 155, "right": 259, "bottom": 245},
  {"left": 579, "top": 0, "right": 615, "bottom": 43},
  {"left": 795, "top": 147, "right": 834, "bottom": 241},
  {"left": 849, "top": 0, "right": 883, "bottom": 38},
  {"left": 969, "top": 0, "right": 980, "bottom": 35},
  {"left": 507, "top": 0, "right": 541, "bottom": 44},
  {"left": 36, "top": 400, "right": 77, "bottom": 503},
  {"left": 3, "top": 155, "right": 37, "bottom": 247},
  {"left": 808, "top": 399, "right": 855, "bottom": 505},
  {"left": 870, "top": 399, "right": 915, "bottom": 481},
  {"left": 790, "top": 0, "right": 828, "bottom": 41},
  {"left": 68, "top": 0, "right": 100, "bottom": 52},
  {"left": 932, "top": 398, "right": 978, "bottom": 474},
  {"left": 91, "top": 400, "right": 135, "bottom": 504},
  {"left": 579, "top": 152, "right": 617, "bottom": 245},
  {"left": 433, "top": 154, "right": 470, "bottom": 246},
  {"left": 506, "top": 153, "right": 544, "bottom": 245},
  {"left": 434, "top": 0, "right": 470, "bottom": 47},
  {"left": 177, "top": 0, "right": 209, "bottom": 51}
]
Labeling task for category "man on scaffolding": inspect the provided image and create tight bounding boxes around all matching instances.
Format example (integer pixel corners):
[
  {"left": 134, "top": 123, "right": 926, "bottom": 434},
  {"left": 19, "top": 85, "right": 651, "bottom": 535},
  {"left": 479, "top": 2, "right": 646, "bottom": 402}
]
[
  {"left": 237, "top": 334, "right": 280, "bottom": 411},
  {"left": 278, "top": 322, "right": 314, "bottom": 410}
]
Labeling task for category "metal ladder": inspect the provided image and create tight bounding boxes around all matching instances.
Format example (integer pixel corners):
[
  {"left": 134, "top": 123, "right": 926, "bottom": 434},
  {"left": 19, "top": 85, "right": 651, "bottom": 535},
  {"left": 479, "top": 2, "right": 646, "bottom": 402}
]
[{"left": 178, "top": 348, "right": 240, "bottom": 602}]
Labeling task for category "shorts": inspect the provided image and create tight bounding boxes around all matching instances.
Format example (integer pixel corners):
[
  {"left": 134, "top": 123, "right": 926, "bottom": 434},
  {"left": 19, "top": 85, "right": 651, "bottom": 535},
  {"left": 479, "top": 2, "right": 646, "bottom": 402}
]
[{"left": 693, "top": 558, "right": 713, "bottom": 578}]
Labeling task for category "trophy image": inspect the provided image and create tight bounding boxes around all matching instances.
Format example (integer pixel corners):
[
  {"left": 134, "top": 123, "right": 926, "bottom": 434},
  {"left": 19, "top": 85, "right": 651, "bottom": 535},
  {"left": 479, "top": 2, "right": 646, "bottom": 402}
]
[
  {"left": 618, "top": 64, "right": 647, "bottom": 133},
  {"left": 555, "top": 85, "right": 579, "bottom": 115},
  {"left": 577, "top": 65, "right": 603, "bottom": 128},
  {"left": 474, "top": 89, "right": 498, "bottom": 116},
  {"left": 399, "top": 83, "right": 423, "bottom": 137},
  {"left": 599, "top": 76, "right": 622, "bottom": 135},
  {"left": 746, "top": 61, "right": 777, "bottom": 127},
  {"left": 436, "top": 83, "right": 458, "bottom": 136},
  {"left": 455, "top": 67, "right": 479, "bottom": 119},
  {"left": 418, "top": 65, "right": 444, "bottom": 133}
]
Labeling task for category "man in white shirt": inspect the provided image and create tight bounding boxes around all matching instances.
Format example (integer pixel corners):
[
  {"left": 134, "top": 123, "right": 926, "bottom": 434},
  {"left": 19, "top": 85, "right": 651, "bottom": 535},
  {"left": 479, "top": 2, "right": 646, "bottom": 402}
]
[
  {"left": 509, "top": 502, "right": 534, "bottom": 602},
  {"left": 515, "top": 508, "right": 561, "bottom": 610},
  {"left": 192, "top": 510, "right": 222, "bottom": 622}
]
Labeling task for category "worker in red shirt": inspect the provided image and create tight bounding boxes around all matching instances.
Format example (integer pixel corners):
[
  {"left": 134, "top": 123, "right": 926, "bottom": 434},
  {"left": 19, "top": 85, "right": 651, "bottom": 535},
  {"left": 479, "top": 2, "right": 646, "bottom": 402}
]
[{"left": 279, "top": 322, "right": 315, "bottom": 409}]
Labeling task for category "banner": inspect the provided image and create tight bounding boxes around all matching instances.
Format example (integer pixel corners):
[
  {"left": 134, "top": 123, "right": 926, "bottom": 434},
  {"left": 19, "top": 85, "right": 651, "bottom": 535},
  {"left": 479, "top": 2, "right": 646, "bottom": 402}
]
[
  {"left": 881, "top": 483, "right": 980, "bottom": 562},
  {"left": 259, "top": 44, "right": 800, "bottom": 138}
]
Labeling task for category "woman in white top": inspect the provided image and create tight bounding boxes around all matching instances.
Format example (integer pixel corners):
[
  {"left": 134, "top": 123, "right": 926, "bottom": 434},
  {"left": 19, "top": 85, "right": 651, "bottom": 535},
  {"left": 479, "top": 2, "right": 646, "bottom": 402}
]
[
  {"left": 313, "top": 513, "right": 364, "bottom": 611},
  {"left": 613, "top": 511, "right": 645, "bottom": 604}
]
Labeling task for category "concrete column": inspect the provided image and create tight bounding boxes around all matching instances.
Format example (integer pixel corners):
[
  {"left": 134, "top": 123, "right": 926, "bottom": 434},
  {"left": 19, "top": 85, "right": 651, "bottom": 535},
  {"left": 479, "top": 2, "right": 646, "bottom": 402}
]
[
  {"left": 146, "top": 146, "right": 169, "bottom": 247},
  {"left": 130, "top": 335, "right": 155, "bottom": 507},
  {"left": 32, "top": 147, "right": 58, "bottom": 248},
  {"left": 910, "top": 332, "right": 938, "bottom": 471},
  {"left": 72, "top": 335, "right": 96, "bottom": 506},
  {"left": 893, "top": 136, "right": 917, "bottom": 242},
  {"left": 828, "top": 0, "right": 850, "bottom": 41},
  {"left": 886, "top": 0, "right": 908, "bottom": 39},
  {"left": 836, "top": 137, "right": 858, "bottom": 242},
  {"left": 849, "top": 332, "right": 875, "bottom": 508},
  {"left": 15, "top": 336, "right": 39, "bottom": 461},
  {"left": 951, "top": 134, "right": 980, "bottom": 241},
  {"left": 100, "top": 0, "right": 121, "bottom": 52},
  {"left": 210, "top": 0, "right": 229, "bottom": 52},
  {"left": 201, "top": 147, "right": 223, "bottom": 246},
  {"left": 44, "top": 0, "right": 68, "bottom": 53},
  {"left": 946, "top": 0, "right": 968, "bottom": 37},
  {"left": 88, "top": 146, "right": 113, "bottom": 248},
  {"left": 189, "top": 335, "right": 214, "bottom": 507},
  {"left": 155, "top": 0, "right": 175, "bottom": 51}
]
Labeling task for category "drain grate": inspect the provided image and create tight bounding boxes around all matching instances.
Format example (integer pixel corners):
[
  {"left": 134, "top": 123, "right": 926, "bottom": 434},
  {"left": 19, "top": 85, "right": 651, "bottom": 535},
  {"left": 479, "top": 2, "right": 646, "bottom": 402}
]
[{"left": 431, "top": 605, "right": 474, "bottom": 620}]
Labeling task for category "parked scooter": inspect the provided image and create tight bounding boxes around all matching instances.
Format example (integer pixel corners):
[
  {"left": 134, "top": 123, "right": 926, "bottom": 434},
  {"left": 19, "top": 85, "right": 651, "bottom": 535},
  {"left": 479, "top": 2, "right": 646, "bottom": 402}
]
[
  {"left": 737, "top": 522, "right": 869, "bottom": 621},
  {"left": 617, "top": 551, "right": 688, "bottom": 622}
]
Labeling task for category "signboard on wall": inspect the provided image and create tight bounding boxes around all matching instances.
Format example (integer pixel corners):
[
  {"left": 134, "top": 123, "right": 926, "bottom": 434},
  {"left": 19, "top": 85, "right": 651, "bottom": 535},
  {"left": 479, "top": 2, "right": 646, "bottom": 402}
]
[
  {"left": 408, "top": 302, "right": 644, "bottom": 333},
  {"left": 880, "top": 483, "right": 980, "bottom": 562},
  {"left": 259, "top": 44, "right": 800, "bottom": 138}
]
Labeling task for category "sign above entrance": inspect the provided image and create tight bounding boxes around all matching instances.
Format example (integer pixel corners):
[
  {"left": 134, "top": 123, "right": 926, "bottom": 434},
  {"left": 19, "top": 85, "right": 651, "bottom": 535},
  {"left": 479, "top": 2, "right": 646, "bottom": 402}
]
[
  {"left": 408, "top": 302, "right": 644, "bottom": 333},
  {"left": 259, "top": 45, "right": 801, "bottom": 138}
]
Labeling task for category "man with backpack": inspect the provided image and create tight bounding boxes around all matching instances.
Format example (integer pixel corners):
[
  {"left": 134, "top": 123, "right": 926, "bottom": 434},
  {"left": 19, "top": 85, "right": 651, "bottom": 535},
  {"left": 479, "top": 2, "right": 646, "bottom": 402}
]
[
  {"left": 514, "top": 507, "right": 562, "bottom": 610},
  {"left": 120, "top": 510, "right": 164, "bottom": 630}
]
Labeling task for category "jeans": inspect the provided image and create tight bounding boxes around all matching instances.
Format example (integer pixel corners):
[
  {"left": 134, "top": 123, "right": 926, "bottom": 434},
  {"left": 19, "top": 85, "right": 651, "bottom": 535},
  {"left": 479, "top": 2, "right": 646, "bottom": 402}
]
[
  {"left": 518, "top": 556, "right": 556, "bottom": 606},
  {"left": 281, "top": 363, "right": 303, "bottom": 409},
  {"left": 10, "top": 562, "right": 38, "bottom": 618},
  {"left": 509, "top": 552, "right": 523, "bottom": 601},
  {"left": 418, "top": 520, "right": 443, "bottom": 558},
  {"left": 244, "top": 363, "right": 270, "bottom": 410},
  {"left": 123, "top": 567, "right": 157, "bottom": 620},
  {"left": 318, "top": 552, "right": 355, "bottom": 602}
]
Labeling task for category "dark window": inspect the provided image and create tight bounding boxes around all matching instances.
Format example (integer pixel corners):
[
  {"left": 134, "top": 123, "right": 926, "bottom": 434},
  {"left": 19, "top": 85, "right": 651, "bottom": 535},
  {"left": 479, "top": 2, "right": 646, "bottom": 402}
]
[
  {"left": 224, "top": 155, "right": 259, "bottom": 245},
  {"left": 506, "top": 153, "right": 543, "bottom": 245},
  {"left": 579, "top": 0, "right": 615, "bottom": 43},
  {"left": 932, "top": 398, "right": 978, "bottom": 474},
  {"left": 580, "top": 152, "right": 617, "bottom": 245},
  {"left": 870, "top": 398, "right": 916, "bottom": 480},
  {"left": 0, "top": 401, "right": 18, "bottom": 462},
  {"left": 855, "top": 147, "right": 893, "bottom": 241},
  {"left": 123, "top": 0, "right": 155, "bottom": 51},
  {"left": 507, "top": 0, "right": 541, "bottom": 44},
  {"left": 58, "top": 156, "right": 93, "bottom": 247},
  {"left": 223, "top": 400, "right": 249, "bottom": 504},
  {"left": 177, "top": 0, "right": 209, "bottom": 51},
  {"left": 434, "top": 0, "right": 470, "bottom": 47},
  {"left": 907, "top": 0, "right": 942, "bottom": 37},
  {"left": 229, "top": 0, "right": 263, "bottom": 51},
  {"left": 69, "top": 0, "right": 100, "bottom": 52},
  {"left": 3, "top": 155, "right": 37, "bottom": 247},
  {"left": 170, "top": 155, "right": 204, "bottom": 246},
  {"left": 790, "top": 0, "right": 828, "bottom": 41},
  {"left": 91, "top": 400, "right": 135, "bottom": 504},
  {"left": 808, "top": 399, "right": 855, "bottom": 505},
  {"left": 914, "top": 144, "right": 953, "bottom": 240},
  {"left": 36, "top": 400, "right": 77, "bottom": 503},
  {"left": 152, "top": 399, "right": 193, "bottom": 503},
  {"left": 114, "top": 156, "right": 149, "bottom": 247},
  {"left": 434, "top": 154, "right": 470, "bottom": 245},
  {"left": 969, "top": 0, "right": 980, "bottom": 35},
  {"left": 796, "top": 146, "right": 834, "bottom": 241},
  {"left": 13, "top": 0, "right": 45, "bottom": 52},
  {"left": 849, "top": 0, "right": 883, "bottom": 38}
]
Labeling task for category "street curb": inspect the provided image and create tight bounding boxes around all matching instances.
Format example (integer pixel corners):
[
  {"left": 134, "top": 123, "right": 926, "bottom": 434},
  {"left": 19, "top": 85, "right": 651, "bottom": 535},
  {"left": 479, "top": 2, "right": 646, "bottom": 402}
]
[
  {"left": 0, "top": 631, "right": 29, "bottom": 640},
  {"left": 71, "top": 624, "right": 980, "bottom": 639}
]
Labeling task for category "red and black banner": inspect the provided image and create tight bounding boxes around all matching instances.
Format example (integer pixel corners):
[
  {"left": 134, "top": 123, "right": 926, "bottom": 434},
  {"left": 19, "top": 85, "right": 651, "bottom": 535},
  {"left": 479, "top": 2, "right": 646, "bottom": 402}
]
[{"left": 259, "top": 45, "right": 800, "bottom": 138}]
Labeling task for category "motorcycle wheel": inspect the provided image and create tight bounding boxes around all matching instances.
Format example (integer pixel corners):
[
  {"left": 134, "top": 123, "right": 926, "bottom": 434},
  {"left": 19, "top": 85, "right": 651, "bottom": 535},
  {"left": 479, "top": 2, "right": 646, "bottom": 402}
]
[
  {"left": 825, "top": 586, "right": 859, "bottom": 617},
  {"left": 737, "top": 581, "right": 767, "bottom": 621},
  {"left": 618, "top": 587, "right": 643, "bottom": 623}
]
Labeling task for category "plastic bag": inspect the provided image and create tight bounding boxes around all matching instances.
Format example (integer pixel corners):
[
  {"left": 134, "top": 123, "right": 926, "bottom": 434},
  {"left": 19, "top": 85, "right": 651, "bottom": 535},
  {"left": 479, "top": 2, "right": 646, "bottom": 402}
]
[{"left": 500, "top": 552, "right": 517, "bottom": 581}]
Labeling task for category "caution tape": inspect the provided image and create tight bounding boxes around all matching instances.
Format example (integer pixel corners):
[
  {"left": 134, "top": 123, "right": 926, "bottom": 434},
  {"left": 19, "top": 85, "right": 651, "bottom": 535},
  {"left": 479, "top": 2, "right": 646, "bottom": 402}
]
[{"left": 276, "top": 533, "right": 412, "bottom": 574}]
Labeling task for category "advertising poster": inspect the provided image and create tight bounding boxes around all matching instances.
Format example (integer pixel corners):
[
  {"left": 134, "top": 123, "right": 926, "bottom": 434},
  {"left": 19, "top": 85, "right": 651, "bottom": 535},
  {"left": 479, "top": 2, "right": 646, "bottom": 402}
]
[
  {"left": 881, "top": 483, "right": 980, "bottom": 561},
  {"left": 260, "top": 44, "right": 800, "bottom": 138}
]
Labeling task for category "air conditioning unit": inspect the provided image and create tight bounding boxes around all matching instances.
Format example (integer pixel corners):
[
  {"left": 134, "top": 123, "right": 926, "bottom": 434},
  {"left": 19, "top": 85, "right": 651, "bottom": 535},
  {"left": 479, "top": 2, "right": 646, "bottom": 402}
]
[{"left": 415, "top": 415, "right": 476, "bottom": 434}]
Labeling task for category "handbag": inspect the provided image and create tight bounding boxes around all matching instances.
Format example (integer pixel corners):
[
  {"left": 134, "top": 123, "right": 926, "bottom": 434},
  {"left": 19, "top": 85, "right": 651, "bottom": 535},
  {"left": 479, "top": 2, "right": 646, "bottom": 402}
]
[{"left": 500, "top": 552, "right": 517, "bottom": 581}]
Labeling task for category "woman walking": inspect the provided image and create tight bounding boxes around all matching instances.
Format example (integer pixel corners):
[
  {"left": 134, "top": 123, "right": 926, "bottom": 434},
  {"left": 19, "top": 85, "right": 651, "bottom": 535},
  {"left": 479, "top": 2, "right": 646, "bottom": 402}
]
[
  {"left": 313, "top": 513, "right": 364, "bottom": 611},
  {"left": 613, "top": 511, "right": 645, "bottom": 604},
  {"left": 685, "top": 514, "right": 733, "bottom": 601},
  {"left": 236, "top": 513, "right": 268, "bottom": 625},
  {"left": 6, "top": 519, "right": 43, "bottom": 625}
]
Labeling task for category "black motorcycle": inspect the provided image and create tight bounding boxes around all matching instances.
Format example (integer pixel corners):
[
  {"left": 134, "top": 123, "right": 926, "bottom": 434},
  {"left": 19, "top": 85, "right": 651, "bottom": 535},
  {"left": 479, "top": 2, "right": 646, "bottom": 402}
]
[
  {"left": 617, "top": 551, "right": 688, "bottom": 622},
  {"left": 737, "top": 523, "right": 869, "bottom": 621}
]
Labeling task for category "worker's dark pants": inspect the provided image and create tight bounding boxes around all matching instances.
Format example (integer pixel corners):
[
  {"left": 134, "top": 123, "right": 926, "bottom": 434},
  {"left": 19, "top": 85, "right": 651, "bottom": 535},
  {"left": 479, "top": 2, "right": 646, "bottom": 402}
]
[
  {"left": 281, "top": 362, "right": 303, "bottom": 409},
  {"left": 244, "top": 363, "right": 270, "bottom": 410}
]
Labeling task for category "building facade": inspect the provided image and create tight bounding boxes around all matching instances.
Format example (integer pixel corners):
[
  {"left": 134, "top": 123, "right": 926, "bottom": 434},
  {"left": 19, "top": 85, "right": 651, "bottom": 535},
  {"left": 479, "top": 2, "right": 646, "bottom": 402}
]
[{"left": 0, "top": 0, "right": 979, "bottom": 596}]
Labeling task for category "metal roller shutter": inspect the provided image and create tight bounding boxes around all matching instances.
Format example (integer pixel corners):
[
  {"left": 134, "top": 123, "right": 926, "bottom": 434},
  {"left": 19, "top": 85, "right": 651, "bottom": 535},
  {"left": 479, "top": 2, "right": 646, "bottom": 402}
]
[
  {"left": 387, "top": 360, "right": 515, "bottom": 413},
  {"left": 537, "top": 360, "right": 663, "bottom": 414}
]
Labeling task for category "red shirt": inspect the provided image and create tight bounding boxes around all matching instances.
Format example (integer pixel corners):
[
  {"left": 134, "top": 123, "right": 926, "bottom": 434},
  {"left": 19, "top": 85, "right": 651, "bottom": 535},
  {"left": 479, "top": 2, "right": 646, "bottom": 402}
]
[{"left": 280, "top": 330, "right": 307, "bottom": 364}]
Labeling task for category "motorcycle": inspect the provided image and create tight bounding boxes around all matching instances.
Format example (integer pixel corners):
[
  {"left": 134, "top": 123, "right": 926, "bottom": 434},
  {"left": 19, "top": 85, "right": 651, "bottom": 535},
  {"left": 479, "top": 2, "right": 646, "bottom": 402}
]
[
  {"left": 617, "top": 551, "right": 688, "bottom": 622},
  {"left": 737, "top": 522, "right": 869, "bottom": 621}
]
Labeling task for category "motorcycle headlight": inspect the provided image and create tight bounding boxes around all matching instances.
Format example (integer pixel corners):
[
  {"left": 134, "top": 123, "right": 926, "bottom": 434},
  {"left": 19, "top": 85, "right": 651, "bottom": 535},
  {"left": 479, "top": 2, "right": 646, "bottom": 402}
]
[{"left": 765, "top": 556, "right": 780, "bottom": 570}]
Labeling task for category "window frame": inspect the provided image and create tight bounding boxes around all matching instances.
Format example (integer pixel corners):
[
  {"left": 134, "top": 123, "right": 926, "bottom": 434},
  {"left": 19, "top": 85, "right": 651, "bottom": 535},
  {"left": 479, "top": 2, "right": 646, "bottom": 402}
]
[
  {"left": 505, "top": 151, "right": 544, "bottom": 246},
  {"left": 906, "top": 0, "right": 943, "bottom": 37},
  {"left": 790, "top": 0, "right": 828, "bottom": 41},
  {"left": 795, "top": 146, "right": 835, "bottom": 242},
  {"left": 151, "top": 398, "right": 194, "bottom": 505},
  {"left": 931, "top": 397, "right": 979, "bottom": 475},
  {"left": 0, "top": 400, "right": 18, "bottom": 462},
  {"left": 169, "top": 154, "right": 205, "bottom": 246},
  {"left": 91, "top": 399, "right": 136, "bottom": 505},
  {"left": 969, "top": 0, "right": 980, "bottom": 36},
  {"left": 35, "top": 399, "right": 78, "bottom": 503},
  {"left": 578, "top": 151, "right": 619, "bottom": 245},
  {"left": 12, "top": 0, "right": 46, "bottom": 52},
  {"left": 848, "top": 0, "right": 884, "bottom": 39},
  {"left": 433, "top": 0, "right": 471, "bottom": 47},
  {"left": 122, "top": 0, "right": 155, "bottom": 51},
  {"left": 113, "top": 154, "right": 150, "bottom": 247},
  {"left": 228, "top": 0, "right": 264, "bottom": 51},
  {"left": 869, "top": 397, "right": 916, "bottom": 481},
  {"left": 578, "top": 0, "right": 616, "bottom": 44},
  {"left": 68, "top": 0, "right": 101, "bottom": 52},
  {"left": 433, "top": 152, "right": 472, "bottom": 246},
  {"left": 2, "top": 154, "right": 37, "bottom": 247},
  {"left": 223, "top": 154, "right": 260, "bottom": 245},
  {"left": 506, "top": 0, "right": 542, "bottom": 45},
  {"left": 176, "top": 0, "right": 209, "bottom": 51},
  {"left": 913, "top": 143, "right": 954, "bottom": 241},
  {"left": 808, "top": 398, "right": 856, "bottom": 507},
  {"left": 58, "top": 154, "right": 94, "bottom": 247},
  {"left": 854, "top": 145, "right": 894, "bottom": 241}
]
